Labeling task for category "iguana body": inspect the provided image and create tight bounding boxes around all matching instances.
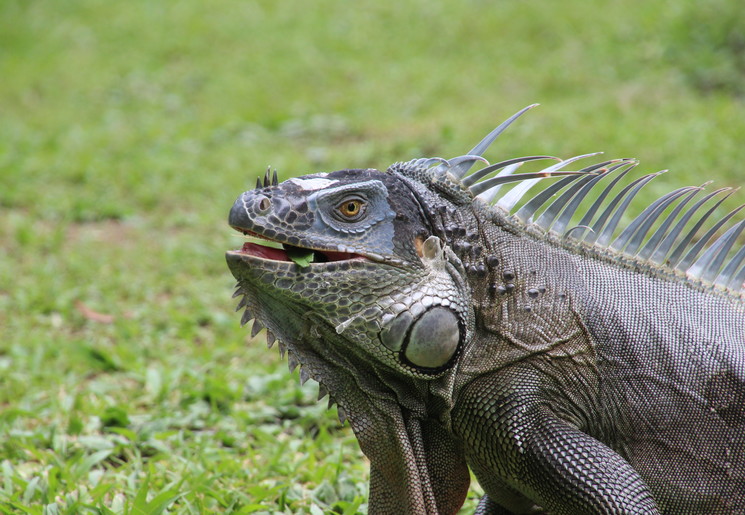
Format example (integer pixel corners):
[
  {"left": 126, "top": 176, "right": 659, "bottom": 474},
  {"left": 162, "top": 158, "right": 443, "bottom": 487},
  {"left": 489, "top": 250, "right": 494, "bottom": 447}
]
[{"left": 226, "top": 106, "right": 745, "bottom": 514}]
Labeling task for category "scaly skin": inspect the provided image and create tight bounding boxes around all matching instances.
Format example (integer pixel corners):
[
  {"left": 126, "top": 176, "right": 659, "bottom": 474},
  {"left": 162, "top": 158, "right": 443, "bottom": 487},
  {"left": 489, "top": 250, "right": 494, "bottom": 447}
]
[{"left": 227, "top": 142, "right": 745, "bottom": 513}]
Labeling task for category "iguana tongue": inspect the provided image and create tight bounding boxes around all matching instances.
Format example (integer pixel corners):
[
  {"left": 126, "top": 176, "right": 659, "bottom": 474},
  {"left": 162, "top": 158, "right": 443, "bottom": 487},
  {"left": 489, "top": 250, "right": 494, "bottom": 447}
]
[{"left": 240, "top": 241, "right": 290, "bottom": 261}]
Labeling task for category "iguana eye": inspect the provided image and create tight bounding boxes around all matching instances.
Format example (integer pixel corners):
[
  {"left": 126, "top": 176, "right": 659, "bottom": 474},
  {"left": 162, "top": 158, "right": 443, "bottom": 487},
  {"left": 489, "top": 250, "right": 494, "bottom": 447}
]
[{"left": 337, "top": 198, "right": 365, "bottom": 219}]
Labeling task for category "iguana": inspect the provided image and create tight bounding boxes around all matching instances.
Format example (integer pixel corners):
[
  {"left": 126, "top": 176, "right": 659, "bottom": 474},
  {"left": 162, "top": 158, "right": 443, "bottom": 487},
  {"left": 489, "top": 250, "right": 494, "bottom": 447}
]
[{"left": 226, "top": 105, "right": 745, "bottom": 514}]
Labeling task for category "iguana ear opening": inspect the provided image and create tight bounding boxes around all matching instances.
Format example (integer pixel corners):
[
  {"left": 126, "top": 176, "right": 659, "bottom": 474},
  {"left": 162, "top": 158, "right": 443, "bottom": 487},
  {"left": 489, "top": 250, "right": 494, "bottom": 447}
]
[
  {"left": 414, "top": 234, "right": 448, "bottom": 261},
  {"left": 414, "top": 235, "right": 426, "bottom": 258}
]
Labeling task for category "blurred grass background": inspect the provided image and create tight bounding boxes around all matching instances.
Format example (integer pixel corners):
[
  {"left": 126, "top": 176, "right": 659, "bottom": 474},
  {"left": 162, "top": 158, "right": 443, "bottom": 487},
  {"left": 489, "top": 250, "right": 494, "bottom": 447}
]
[{"left": 1, "top": 0, "right": 744, "bottom": 513}]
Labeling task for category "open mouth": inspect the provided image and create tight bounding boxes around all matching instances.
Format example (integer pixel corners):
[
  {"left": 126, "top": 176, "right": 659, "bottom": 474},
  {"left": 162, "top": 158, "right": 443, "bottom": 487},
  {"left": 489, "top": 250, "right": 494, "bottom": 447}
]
[{"left": 233, "top": 231, "right": 366, "bottom": 265}]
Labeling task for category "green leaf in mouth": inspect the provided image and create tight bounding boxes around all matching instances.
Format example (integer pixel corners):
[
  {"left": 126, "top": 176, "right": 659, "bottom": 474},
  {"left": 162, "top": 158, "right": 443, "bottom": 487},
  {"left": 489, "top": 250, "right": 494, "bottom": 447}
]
[{"left": 285, "top": 246, "right": 315, "bottom": 267}]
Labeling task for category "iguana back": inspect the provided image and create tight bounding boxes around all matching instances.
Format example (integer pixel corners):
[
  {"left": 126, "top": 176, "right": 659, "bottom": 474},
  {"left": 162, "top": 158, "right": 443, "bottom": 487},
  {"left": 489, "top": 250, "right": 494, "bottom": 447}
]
[{"left": 452, "top": 206, "right": 745, "bottom": 512}]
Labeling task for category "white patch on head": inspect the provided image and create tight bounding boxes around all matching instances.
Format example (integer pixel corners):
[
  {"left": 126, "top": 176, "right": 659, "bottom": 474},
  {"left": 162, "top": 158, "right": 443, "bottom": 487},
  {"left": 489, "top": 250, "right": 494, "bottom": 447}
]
[{"left": 289, "top": 176, "right": 338, "bottom": 191}]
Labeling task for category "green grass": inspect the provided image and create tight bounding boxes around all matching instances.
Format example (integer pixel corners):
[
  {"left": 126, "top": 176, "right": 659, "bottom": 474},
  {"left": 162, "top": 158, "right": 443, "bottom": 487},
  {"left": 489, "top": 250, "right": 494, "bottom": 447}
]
[{"left": 1, "top": 0, "right": 744, "bottom": 513}]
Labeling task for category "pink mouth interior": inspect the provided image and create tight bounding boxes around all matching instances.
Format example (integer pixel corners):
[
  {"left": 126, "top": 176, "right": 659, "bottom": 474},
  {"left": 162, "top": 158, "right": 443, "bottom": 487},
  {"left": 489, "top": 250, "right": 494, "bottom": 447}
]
[
  {"left": 239, "top": 241, "right": 362, "bottom": 262},
  {"left": 241, "top": 242, "right": 290, "bottom": 261}
]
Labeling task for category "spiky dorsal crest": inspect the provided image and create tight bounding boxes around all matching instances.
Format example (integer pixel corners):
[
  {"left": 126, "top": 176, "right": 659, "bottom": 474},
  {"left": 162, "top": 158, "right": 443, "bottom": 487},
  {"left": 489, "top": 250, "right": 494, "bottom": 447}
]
[{"left": 390, "top": 106, "right": 745, "bottom": 295}]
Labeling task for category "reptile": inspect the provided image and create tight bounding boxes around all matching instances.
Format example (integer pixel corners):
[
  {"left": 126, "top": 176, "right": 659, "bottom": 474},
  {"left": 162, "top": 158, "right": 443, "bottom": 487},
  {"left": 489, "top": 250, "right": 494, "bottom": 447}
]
[{"left": 226, "top": 105, "right": 745, "bottom": 514}]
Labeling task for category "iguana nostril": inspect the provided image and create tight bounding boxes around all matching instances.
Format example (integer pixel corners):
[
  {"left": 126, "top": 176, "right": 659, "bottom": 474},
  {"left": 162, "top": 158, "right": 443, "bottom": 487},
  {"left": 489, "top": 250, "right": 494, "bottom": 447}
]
[{"left": 258, "top": 196, "right": 271, "bottom": 213}]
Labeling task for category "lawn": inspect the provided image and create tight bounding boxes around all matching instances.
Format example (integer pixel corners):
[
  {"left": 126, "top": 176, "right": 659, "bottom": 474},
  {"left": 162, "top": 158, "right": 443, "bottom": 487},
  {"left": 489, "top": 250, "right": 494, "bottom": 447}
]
[{"left": 1, "top": 0, "right": 744, "bottom": 513}]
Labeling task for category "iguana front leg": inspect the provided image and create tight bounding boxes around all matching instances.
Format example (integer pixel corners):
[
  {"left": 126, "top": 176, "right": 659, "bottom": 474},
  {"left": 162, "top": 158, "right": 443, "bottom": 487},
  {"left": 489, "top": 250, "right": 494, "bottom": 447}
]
[
  {"left": 349, "top": 396, "right": 471, "bottom": 514},
  {"left": 416, "top": 416, "right": 471, "bottom": 514},
  {"left": 454, "top": 371, "right": 660, "bottom": 514}
]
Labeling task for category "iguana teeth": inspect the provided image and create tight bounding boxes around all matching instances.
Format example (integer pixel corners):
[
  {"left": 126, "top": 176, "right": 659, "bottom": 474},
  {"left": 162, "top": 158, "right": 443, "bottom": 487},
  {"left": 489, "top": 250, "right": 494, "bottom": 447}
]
[
  {"left": 250, "top": 319, "right": 264, "bottom": 338},
  {"left": 240, "top": 309, "right": 253, "bottom": 327},
  {"left": 287, "top": 352, "right": 299, "bottom": 372}
]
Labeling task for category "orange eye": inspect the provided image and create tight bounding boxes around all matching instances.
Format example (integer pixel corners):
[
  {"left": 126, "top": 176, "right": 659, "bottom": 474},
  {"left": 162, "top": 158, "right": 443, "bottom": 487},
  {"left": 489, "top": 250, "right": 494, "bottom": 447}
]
[{"left": 338, "top": 199, "right": 363, "bottom": 218}]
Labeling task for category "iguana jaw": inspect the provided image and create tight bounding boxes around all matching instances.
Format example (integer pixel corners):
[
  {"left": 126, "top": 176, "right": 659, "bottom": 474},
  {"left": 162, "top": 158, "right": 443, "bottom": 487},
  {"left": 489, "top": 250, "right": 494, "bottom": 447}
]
[{"left": 227, "top": 228, "right": 372, "bottom": 267}]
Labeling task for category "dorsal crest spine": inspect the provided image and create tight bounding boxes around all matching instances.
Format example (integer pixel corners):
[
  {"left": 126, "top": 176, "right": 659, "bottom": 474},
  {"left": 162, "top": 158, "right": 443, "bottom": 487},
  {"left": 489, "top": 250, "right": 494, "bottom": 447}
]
[{"left": 389, "top": 106, "right": 745, "bottom": 294}]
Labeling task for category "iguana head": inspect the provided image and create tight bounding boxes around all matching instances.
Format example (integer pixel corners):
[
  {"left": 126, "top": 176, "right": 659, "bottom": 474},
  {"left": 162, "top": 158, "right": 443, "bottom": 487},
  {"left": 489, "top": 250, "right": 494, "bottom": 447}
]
[{"left": 226, "top": 165, "right": 474, "bottom": 384}]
